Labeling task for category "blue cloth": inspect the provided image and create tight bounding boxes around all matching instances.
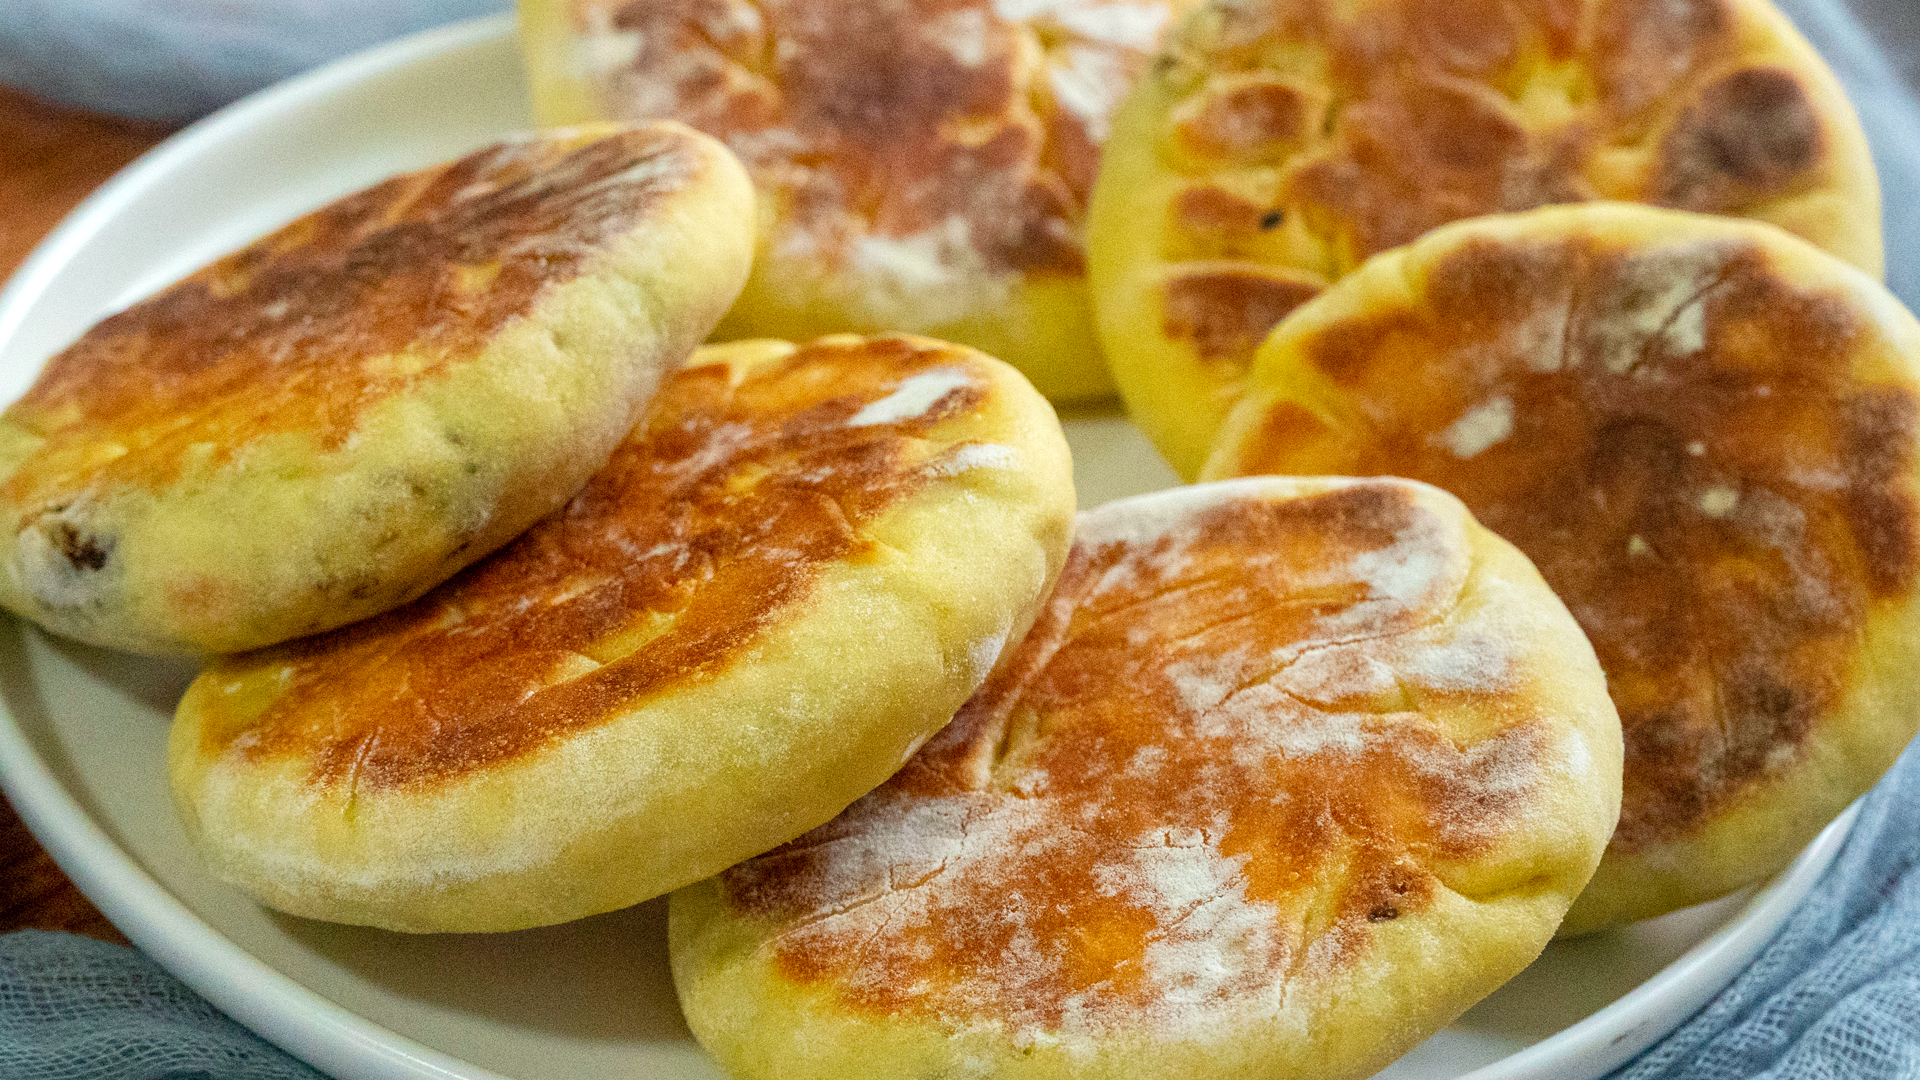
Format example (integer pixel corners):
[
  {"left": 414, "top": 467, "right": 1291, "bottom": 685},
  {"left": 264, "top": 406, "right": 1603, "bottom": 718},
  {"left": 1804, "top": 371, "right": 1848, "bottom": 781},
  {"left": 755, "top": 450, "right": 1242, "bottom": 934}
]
[
  {"left": 0, "top": 0, "right": 510, "bottom": 122},
  {"left": 1783, "top": 0, "right": 1920, "bottom": 320},
  {"left": 1608, "top": 739, "right": 1920, "bottom": 1079},
  {"left": 0, "top": 930, "right": 322, "bottom": 1079},
  {"left": 3, "top": 0, "right": 1920, "bottom": 1079}
]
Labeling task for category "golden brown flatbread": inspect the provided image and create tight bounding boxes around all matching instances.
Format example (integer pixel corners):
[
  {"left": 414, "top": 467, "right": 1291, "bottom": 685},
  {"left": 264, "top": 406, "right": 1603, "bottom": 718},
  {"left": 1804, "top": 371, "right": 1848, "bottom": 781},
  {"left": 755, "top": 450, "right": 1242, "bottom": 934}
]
[
  {"left": 522, "top": 0, "right": 1198, "bottom": 401},
  {"left": 169, "top": 335, "right": 1076, "bottom": 933},
  {"left": 1089, "top": 0, "right": 1881, "bottom": 475},
  {"left": 672, "top": 476, "right": 1620, "bottom": 1078},
  {"left": 1206, "top": 203, "right": 1920, "bottom": 932},
  {"left": 0, "top": 124, "right": 754, "bottom": 654}
]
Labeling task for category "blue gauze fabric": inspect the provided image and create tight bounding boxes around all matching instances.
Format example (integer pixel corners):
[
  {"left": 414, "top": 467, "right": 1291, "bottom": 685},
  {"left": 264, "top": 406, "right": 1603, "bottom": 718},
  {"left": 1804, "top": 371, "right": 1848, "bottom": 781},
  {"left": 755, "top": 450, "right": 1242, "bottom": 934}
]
[
  {"left": 1605, "top": 741, "right": 1920, "bottom": 1080},
  {"left": 3, "top": 0, "right": 1920, "bottom": 1078},
  {"left": 0, "top": 930, "right": 322, "bottom": 1079},
  {"left": 0, "top": 0, "right": 511, "bottom": 122}
]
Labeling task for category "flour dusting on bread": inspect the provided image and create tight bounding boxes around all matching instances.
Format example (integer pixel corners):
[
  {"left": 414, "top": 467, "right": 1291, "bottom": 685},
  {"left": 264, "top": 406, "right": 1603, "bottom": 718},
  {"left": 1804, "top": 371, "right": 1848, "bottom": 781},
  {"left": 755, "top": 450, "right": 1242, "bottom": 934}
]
[{"left": 722, "top": 478, "right": 1571, "bottom": 1043}]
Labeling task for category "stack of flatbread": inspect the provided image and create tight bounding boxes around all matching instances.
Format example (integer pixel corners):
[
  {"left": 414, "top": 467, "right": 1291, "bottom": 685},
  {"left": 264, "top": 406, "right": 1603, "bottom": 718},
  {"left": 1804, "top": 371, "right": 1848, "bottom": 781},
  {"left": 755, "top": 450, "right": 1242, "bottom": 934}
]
[{"left": 4, "top": 1, "right": 1915, "bottom": 1077}]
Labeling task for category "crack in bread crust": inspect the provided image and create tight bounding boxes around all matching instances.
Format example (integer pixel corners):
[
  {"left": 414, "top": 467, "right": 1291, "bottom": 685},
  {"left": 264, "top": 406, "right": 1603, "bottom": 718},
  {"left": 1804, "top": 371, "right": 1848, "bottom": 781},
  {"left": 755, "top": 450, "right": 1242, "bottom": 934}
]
[
  {"left": 722, "top": 480, "right": 1568, "bottom": 1035},
  {"left": 194, "top": 337, "right": 999, "bottom": 791}
]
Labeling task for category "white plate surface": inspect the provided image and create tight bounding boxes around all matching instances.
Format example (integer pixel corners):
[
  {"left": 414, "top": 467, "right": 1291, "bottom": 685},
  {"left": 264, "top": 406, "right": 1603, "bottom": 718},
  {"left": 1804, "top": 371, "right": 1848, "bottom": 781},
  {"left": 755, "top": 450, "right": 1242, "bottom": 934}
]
[{"left": 0, "top": 15, "right": 1857, "bottom": 1080}]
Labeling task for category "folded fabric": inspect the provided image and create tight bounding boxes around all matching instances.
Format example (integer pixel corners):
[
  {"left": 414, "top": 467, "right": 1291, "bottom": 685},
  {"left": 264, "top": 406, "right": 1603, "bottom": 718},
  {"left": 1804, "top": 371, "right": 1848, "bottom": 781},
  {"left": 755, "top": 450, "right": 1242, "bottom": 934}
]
[
  {"left": 0, "top": 929, "right": 322, "bottom": 1080},
  {"left": 1607, "top": 737, "right": 1920, "bottom": 1079},
  {"left": 0, "top": 0, "right": 510, "bottom": 122}
]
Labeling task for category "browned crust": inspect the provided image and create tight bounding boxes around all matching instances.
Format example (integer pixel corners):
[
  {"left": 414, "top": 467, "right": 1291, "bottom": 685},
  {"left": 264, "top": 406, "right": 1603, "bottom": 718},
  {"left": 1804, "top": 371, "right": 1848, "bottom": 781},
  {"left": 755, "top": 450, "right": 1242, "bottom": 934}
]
[
  {"left": 1162, "top": 265, "right": 1324, "bottom": 363},
  {"left": 723, "top": 481, "right": 1555, "bottom": 1030},
  {"left": 2, "top": 127, "right": 703, "bottom": 514},
  {"left": 193, "top": 337, "right": 997, "bottom": 790},
  {"left": 567, "top": 0, "right": 1191, "bottom": 280},
  {"left": 1149, "top": 0, "right": 1864, "bottom": 383},
  {"left": 1226, "top": 227, "right": 1919, "bottom": 850}
]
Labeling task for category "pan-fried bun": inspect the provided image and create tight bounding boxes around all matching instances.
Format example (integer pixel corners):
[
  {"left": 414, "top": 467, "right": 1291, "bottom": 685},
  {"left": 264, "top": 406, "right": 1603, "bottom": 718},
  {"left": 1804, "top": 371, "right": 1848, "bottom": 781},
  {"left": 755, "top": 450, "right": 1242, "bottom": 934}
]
[
  {"left": 671, "top": 477, "right": 1620, "bottom": 1080},
  {"left": 1205, "top": 203, "right": 1920, "bottom": 933},
  {"left": 0, "top": 123, "right": 753, "bottom": 655},
  {"left": 169, "top": 335, "right": 1075, "bottom": 933},
  {"left": 521, "top": 0, "right": 1197, "bottom": 402},
  {"left": 1089, "top": 0, "right": 1881, "bottom": 475}
]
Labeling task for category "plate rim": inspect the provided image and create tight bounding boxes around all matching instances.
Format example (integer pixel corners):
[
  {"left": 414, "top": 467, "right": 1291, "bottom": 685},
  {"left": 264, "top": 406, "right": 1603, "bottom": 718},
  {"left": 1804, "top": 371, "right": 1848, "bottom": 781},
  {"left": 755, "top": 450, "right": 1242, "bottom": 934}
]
[
  {"left": 0, "top": 11, "right": 1858, "bottom": 1080},
  {"left": 0, "top": 13, "right": 524, "bottom": 1080},
  {"left": 1460, "top": 802, "right": 1855, "bottom": 1080}
]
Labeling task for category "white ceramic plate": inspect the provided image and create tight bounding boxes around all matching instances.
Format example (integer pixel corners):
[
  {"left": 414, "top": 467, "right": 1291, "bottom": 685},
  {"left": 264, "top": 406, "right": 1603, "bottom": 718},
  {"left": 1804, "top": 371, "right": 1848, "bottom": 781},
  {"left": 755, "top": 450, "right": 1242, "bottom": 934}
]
[{"left": 0, "top": 14, "right": 1859, "bottom": 1080}]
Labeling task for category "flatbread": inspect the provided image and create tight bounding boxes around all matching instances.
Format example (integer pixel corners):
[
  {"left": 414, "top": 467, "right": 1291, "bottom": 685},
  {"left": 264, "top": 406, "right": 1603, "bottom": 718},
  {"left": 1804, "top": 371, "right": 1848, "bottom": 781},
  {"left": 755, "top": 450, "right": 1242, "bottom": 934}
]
[
  {"left": 169, "top": 335, "right": 1076, "bottom": 933},
  {"left": 1089, "top": 0, "right": 1881, "bottom": 475},
  {"left": 1206, "top": 203, "right": 1920, "bottom": 932},
  {"left": 671, "top": 476, "right": 1620, "bottom": 1078},
  {"left": 0, "top": 123, "right": 754, "bottom": 654},
  {"left": 521, "top": 0, "right": 1197, "bottom": 402}
]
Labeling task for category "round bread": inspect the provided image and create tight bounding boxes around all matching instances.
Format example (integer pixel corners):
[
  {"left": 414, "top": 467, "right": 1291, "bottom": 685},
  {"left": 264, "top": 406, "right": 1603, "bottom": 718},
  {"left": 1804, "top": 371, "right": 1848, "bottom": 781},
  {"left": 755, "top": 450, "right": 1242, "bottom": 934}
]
[
  {"left": 1204, "top": 203, "right": 1920, "bottom": 933},
  {"left": 671, "top": 476, "right": 1621, "bottom": 1080},
  {"left": 521, "top": 0, "right": 1197, "bottom": 402},
  {"left": 168, "top": 334, "right": 1076, "bottom": 933},
  {"left": 0, "top": 123, "right": 754, "bottom": 655},
  {"left": 1088, "top": 0, "right": 1882, "bottom": 476}
]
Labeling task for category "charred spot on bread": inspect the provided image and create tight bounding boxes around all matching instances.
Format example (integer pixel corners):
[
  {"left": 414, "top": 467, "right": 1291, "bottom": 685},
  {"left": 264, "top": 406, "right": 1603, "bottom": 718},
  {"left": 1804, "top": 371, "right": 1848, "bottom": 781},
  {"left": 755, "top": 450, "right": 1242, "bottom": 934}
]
[
  {"left": 1162, "top": 268, "right": 1323, "bottom": 365},
  {"left": 50, "top": 520, "right": 110, "bottom": 572},
  {"left": 1229, "top": 217, "right": 1920, "bottom": 851},
  {"left": 1655, "top": 67, "right": 1825, "bottom": 213}
]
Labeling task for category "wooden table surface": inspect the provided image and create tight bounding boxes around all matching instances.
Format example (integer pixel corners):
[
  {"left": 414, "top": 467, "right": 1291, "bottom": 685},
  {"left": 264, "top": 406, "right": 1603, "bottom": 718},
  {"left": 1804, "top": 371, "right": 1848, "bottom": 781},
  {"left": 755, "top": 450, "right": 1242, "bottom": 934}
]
[
  {"left": 3, "top": 3, "right": 1920, "bottom": 954},
  {"left": 0, "top": 85, "right": 172, "bottom": 946}
]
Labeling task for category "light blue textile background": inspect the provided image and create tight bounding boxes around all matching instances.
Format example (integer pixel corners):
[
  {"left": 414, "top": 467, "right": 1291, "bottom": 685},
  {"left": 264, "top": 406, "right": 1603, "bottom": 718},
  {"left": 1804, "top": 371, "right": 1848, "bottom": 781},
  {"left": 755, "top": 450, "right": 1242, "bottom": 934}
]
[
  {"left": 0, "top": 0, "right": 511, "bottom": 121},
  {"left": 3, "top": 0, "right": 1920, "bottom": 1077},
  {"left": 0, "top": 931, "right": 323, "bottom": 1080},
  {"left": 1609, "top": 740, "right": 1920, "bottom": 1079}
]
